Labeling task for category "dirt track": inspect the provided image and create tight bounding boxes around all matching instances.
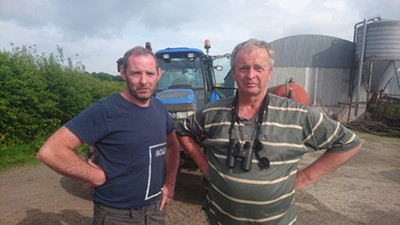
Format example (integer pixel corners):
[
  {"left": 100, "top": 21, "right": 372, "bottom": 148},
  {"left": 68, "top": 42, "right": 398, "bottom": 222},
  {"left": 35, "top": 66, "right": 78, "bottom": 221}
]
[{"left": 1, "top": 131, "right": 399, "bottom": 225}]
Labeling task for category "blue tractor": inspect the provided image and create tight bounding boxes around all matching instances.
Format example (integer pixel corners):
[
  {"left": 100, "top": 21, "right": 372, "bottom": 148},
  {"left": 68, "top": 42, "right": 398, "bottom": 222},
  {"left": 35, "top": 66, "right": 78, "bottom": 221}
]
[
  {"left": 155, "top": 41, "right": 226, "bottom": 123},
  {"left": 155, "top": 41, "right": 229, "bottom": 168}
]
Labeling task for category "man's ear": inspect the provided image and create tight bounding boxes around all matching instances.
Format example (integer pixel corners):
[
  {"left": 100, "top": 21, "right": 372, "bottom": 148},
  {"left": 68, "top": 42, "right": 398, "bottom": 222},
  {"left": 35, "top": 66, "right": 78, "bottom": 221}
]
[
  {"left": 120, "top": 67, "right": 127, "bottom": 81},
  {"left": 231, "top": 68, "right": 236, "bottom": 82},
  {"left": 266, "top": 67, "right": 273, "bottom": 83},
  {"left": 156, "top": 67, "right": 162, "bottom": 81}
]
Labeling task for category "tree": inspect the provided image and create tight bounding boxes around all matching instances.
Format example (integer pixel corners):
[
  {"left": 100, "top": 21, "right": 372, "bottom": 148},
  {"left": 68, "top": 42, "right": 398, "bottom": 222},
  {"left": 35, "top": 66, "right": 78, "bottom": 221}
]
[{"left": 0, "top": 44, "right": 125, "bottom": 147}]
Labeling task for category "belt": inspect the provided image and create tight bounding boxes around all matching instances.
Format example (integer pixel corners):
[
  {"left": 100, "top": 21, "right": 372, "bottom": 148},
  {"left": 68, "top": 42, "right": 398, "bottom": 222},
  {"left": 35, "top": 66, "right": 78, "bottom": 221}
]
[{"left": 95, "top": 199, "right": 159, "bottom": 215}]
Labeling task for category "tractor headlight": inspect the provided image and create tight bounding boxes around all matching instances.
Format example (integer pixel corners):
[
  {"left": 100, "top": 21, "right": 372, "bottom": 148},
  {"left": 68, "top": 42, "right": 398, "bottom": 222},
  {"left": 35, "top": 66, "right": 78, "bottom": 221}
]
[
  {"left": 170, "top": 111, "right": 195, "bottom": 119},
  {"left": 176, "top": 112, "right": 187, "bottom": 119}
]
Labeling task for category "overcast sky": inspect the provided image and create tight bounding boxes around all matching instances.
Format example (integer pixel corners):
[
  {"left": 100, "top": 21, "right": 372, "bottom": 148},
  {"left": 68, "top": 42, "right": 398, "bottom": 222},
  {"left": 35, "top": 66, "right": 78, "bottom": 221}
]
[{"left": 1, "top": 0, "right": 399, "bottom": 75}]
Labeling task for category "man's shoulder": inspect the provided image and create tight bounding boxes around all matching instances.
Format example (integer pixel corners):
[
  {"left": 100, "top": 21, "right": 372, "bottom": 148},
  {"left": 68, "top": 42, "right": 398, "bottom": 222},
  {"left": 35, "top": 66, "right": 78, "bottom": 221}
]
[
  {"left": 91, "top": 93, "right": 119, "bottom": 107},
  {"left": 85, "top": 93, "right": 129, "bottom": 119},
  {"left": 150, "top": 96, "right": 165, "bottom": 106},
  {"left": 150, "top": 97, "right": 169, "bottom": 112},
  {"left": 201, "top": 96, "right": 234, "bottom": 112},
  {"left": 98, "top": 93, "right": 121, "bottom": 103},
  {"left": 268, "top": 93, "right": 309, "bottom": 109}
]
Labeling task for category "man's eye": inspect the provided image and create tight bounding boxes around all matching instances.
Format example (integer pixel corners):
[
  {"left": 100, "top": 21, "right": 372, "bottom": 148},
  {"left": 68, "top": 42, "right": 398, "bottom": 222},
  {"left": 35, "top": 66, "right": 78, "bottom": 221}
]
[{"left": 131, "top": 72, "right": 141, "bottom": 76}]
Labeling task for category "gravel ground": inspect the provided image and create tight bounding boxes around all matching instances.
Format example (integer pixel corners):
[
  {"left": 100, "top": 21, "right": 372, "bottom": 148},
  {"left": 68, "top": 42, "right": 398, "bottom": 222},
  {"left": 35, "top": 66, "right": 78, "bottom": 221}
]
[{"left": 1, "top": 131, "right": 399, "bottom": 225}]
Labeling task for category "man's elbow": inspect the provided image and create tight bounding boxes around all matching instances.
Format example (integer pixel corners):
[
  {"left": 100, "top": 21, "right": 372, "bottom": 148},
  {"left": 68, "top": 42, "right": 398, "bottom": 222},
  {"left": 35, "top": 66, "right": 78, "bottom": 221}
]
[
  {"left": 351, "top": 143, "right": 362, "bottom": 155},
  {"left": 36, "top": 147, "right": 46, "bottom": 162},
  {"left": 36, "top": 144, "right": 52, "bottom": 163},
  {"left": 177, "top": 135, "right": 195, "bottom": 149}
]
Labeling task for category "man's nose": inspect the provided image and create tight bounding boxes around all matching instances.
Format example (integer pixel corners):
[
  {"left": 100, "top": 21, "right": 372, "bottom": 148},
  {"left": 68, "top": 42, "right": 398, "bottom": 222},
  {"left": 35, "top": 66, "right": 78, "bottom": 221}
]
[
  {"left": 139, "top": 74, "right": 148, "bottom": 84},
  {"left": 246, "top": 68, "right": 256, "bottom": 79}
]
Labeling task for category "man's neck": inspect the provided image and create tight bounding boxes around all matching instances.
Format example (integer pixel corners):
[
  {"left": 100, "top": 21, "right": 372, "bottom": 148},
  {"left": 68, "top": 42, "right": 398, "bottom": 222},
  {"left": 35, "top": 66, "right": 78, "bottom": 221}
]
[
  {"left": 237, "top": 92, "right": 267, "bottom": 120},
  {"left": 120, "top": 91, "right": 150, "bottom": 108}
]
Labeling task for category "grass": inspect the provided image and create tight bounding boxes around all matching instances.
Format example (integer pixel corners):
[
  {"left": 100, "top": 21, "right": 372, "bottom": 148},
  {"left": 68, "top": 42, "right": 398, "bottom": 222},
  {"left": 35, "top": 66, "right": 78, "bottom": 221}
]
[
  {"left": 0, "top": 142, "right": 90, "bottom": 171},
  {"left": 0, "top": 143, "right": 40, "bottom": 170}
]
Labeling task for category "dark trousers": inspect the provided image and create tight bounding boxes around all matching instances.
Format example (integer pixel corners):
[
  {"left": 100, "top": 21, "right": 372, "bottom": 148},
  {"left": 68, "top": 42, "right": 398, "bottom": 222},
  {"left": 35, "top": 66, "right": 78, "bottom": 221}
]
[{"left": 93, "top": 199, "right": 166, "bottom": 225}]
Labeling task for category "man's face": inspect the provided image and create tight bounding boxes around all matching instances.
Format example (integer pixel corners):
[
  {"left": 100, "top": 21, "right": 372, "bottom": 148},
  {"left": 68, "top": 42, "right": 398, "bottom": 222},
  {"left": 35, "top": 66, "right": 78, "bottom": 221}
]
[
  {"left": 232, "top": 47, "right": 272, "bottom": 98},
  {"left": 121, "top": 54, "right": 161, "bottom": 104}
]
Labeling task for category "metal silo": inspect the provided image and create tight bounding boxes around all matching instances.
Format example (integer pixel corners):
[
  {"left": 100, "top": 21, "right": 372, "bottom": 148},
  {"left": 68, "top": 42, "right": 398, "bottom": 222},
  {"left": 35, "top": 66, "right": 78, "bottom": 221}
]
[
  {"left": 355, "top": 20, "right": 400, "bottom": 61},
  {"left": 352, "top": 18, "right": 400, "bottom": 117}
]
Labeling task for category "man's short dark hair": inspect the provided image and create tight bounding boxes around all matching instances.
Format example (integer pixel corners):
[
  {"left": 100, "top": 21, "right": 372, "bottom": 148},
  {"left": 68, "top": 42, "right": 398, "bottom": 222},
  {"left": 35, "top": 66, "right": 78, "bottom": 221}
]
[{"left": 123, "top": 46, "right": 158, "bottom": 72}]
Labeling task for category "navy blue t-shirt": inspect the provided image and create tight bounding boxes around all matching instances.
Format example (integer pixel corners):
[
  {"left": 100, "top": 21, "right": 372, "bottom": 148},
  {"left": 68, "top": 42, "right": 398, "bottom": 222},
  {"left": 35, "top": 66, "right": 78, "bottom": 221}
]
[{"left": 65, "top": 93, "right": 174, "bottom": 209}]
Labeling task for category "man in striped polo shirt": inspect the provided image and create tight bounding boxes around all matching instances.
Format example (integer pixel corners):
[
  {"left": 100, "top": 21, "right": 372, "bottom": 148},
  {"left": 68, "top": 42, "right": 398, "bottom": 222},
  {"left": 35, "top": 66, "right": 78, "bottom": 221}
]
[{"left": 175, "top": 39, "right": 362, "bottom": 225}]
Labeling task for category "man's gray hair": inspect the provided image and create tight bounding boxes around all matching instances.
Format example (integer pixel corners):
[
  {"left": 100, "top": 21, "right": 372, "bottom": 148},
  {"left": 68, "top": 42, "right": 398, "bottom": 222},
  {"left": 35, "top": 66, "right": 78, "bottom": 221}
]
[{"left": 230, "top": 39, "right": 275, "bottom": 70}]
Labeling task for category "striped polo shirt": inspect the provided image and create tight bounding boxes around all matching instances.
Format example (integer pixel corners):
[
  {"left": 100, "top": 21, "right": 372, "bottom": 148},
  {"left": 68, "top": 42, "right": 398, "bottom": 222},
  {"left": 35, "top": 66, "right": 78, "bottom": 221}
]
[{"left": 175, "top": 94, "right": 361, "bottom": 225}]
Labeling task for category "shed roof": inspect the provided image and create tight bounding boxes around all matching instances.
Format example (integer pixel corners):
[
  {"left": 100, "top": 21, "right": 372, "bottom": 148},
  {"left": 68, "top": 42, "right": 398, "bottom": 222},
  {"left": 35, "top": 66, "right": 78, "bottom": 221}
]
[{"left": 270, "top": 35, "right": 355, "bottom": 68}]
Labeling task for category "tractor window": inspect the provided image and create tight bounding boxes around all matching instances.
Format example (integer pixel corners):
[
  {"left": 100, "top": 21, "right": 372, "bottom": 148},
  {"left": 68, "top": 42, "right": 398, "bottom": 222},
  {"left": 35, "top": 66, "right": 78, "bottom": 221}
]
[
  {"left": 213, "top": 56, "right": 235, "bottom": 97},
  {"left": 157, "top": 57, "right": 204, "bottom": 91},
  {"left": 213, "top": 57, "right": 231, "bottom": 86}
]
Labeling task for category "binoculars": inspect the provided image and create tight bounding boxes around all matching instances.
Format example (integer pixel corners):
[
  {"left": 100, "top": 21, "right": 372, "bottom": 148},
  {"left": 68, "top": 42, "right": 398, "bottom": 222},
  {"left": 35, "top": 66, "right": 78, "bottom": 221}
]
[{"left": 226, "top": 139, "right": 270, "bottom": 171}]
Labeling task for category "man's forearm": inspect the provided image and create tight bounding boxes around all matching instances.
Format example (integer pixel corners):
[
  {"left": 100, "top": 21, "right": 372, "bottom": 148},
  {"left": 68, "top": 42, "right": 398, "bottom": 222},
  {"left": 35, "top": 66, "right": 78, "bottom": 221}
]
[
  {"left": 177, "top": 135, "right": 209, "bottom": 177},
  {"left": 37, "top": 126, "right": 106, "bottom": 187}
]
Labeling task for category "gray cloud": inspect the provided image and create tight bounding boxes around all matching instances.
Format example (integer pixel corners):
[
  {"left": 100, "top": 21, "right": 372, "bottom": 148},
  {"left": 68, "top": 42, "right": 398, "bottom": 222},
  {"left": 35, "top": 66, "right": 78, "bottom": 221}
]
[{"left": 1, "top": 0, "right": 399, "bottom": 75}]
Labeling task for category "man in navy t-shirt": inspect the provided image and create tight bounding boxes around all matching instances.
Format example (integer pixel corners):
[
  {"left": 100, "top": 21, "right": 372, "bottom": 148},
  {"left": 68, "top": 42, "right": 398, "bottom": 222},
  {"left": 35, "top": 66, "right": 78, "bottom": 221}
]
[{"left": 37, "top": 46, "right": 180, "bottom": 224}]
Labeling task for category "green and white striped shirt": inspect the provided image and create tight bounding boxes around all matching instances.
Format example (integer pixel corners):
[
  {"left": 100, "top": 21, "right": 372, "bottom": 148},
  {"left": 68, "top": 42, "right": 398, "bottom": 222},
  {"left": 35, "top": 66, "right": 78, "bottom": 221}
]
[{"left": 176, "top": 94, "right": 361, "bottom": 225}]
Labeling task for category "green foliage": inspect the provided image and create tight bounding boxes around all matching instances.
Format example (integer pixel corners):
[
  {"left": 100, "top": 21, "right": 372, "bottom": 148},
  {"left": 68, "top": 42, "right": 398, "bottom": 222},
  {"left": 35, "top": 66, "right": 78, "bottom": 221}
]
[
  {"left": 92, "top": 72, "right": 124, "bottom": 82},
  {"left": 0, "top": 142, "right": 40, "bottom": 170},
  {"left": 74, "top": 144, "right": 90, "bottom": 155},
  {"left": 0, "top": 44, "right": 125, "bottom": 169}
]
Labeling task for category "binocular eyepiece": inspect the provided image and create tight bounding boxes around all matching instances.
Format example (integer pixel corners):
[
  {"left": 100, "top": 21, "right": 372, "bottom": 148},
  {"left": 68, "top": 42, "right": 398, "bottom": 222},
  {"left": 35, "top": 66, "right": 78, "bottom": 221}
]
[
  {"left": 227, "top": 140, "right": 254, "bottom": 171},
  {"left": 226, "top": 140, "right": 270, "bottom": 171}
]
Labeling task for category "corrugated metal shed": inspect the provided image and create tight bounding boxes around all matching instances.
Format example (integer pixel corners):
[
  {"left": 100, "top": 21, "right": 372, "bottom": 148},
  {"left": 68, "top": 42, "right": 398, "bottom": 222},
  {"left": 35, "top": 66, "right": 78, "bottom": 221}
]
[
  {"left": 268, "top": 35, "right": 358, "bottom": 107},
  {"left": 271, "top": 35, "right": 354, "bottom": 68},
  {"left": 269, "top": 67, "right": 352, "bottom": 106},
  {"left": 223, "top": 35, "right": 366, "bottom": 110}
]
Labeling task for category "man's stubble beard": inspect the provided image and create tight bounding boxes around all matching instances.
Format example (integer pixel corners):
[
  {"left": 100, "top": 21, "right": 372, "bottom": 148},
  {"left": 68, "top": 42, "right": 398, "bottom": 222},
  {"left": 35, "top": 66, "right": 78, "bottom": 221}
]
[{"left": 128, "top": 85, "right": 156, "bottom": 103}]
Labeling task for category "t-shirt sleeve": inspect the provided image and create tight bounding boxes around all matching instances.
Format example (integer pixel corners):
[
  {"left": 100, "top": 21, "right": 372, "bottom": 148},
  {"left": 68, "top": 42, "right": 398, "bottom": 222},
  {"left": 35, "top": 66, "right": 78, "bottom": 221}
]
[
  {"left": 303, "top": 109, "right": 362, "bottom": 153},
  {"left": 166, "top": 111, "right": 174, "bottom": 134},
  {"left": 175, "top": 108, "right": 207, "bottom": 145},
  {"left": 155, "top": 98, "right": 174, "bottom": 134},
  {"left": 64, "top": 102, "right": 108, "bottom": 146}
]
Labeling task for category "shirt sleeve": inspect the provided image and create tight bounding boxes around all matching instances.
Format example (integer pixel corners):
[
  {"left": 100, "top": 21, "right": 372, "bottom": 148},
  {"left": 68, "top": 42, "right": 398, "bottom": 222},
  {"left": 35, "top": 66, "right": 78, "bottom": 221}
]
[
  {"left": 165, "top": 110, "right": 174, "bottom": 134},
  {"left": 303, "top": 109, "right": 362, "bottom": 153},
  {"left": 175, "top": 108, "right": 207, "bottom": 145},
  {"left": 64, "top": 102, "right": 108, "bottom": 146}
]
